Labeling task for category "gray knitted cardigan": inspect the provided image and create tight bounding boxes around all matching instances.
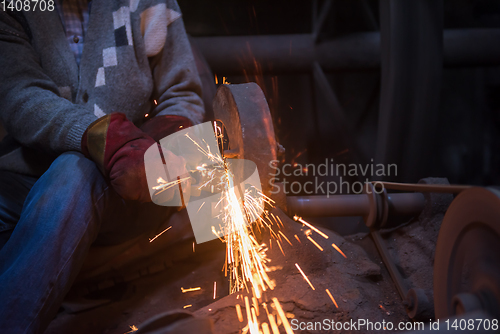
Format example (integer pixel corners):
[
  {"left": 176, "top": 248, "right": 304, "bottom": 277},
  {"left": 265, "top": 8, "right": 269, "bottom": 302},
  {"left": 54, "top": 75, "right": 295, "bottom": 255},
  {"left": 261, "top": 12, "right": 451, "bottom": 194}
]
[{"left": 0, "top": 0, "right": 204, "bottom": 176}]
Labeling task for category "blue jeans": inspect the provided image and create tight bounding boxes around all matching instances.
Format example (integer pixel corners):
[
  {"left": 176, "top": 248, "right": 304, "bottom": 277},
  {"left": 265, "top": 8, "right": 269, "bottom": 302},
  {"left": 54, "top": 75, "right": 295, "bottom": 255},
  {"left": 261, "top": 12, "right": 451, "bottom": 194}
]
[{"left": 0, "top": 152, "right": 173, "bottom": 333}]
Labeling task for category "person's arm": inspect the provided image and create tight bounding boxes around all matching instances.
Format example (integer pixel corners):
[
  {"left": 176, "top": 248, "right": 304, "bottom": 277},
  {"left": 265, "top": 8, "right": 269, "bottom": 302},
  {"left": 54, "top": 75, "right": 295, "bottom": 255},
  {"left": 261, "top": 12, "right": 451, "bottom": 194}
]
[
  {"left": 0, "top": 12, "right": 96, "bottom": 154},
  {"left": 146, "top": 0, "right": 205, "bottom": 127}
]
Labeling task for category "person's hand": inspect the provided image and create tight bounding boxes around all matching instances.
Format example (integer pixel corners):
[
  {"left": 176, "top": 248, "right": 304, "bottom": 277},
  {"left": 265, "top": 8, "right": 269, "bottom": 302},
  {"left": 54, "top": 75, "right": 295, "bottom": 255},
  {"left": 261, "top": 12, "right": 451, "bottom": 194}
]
[{"left": 81, "top": 113, "right": 190, "bottom": 204}]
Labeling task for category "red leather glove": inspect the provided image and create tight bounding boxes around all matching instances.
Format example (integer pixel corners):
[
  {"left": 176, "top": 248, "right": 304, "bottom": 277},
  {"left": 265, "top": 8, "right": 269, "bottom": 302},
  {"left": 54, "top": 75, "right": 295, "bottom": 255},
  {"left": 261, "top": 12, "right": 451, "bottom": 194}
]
[
  {"left": 81, "top": 113, "right": 191, "bottom": 204},
  {"left": 140, "top": 115, "right": 192, "bottom": 142},
  {"left": 81, "top": 113, "right": 155, "bottom": 202}
]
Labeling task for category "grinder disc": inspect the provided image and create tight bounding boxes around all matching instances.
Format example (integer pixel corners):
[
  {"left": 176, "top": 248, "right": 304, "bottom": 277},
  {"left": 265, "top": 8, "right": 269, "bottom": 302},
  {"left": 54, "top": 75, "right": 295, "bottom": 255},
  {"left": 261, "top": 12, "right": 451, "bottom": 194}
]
[
  {"left": 434, "top": 187, "right": 500, "bottom": 319},
  {"left": 212, "top": 83, "right": 277, "bottom": 196}
]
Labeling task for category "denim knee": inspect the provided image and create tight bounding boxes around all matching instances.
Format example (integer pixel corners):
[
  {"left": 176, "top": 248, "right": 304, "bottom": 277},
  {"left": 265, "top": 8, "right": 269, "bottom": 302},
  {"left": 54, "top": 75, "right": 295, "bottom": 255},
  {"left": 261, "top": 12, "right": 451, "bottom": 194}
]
[{"left": 42, "top": 152, "right": 106, "bottom": 191}]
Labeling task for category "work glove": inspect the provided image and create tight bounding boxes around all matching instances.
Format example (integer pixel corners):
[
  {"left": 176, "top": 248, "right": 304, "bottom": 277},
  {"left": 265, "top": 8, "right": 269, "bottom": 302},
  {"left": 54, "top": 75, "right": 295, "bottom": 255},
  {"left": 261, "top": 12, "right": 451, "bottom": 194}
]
[
  {"left": 140, "top": 114, "right": 192, "bottom": 142},
  {"left": 81, "top": 113, "right": 190, "bottom": 204}
]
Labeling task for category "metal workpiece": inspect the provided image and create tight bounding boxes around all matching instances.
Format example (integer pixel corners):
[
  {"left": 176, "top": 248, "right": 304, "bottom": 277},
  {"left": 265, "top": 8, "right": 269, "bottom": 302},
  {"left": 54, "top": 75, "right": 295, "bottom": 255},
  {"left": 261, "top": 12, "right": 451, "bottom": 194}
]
[
  {"left": 286, "top": 191, "right": 425, "bottom": 227},
  {"left": 212, "top": 83, "right": 277, "bottom": 196},
  {"left": 286, "top": 194, "right": 371, "bottom": 217}
]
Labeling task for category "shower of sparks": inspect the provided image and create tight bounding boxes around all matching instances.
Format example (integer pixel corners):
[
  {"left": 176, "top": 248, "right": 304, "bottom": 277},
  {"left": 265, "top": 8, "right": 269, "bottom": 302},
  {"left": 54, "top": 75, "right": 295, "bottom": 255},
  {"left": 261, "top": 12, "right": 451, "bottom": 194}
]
[
  {"left": 178, "top": 125, "right": 283, "bottom": 333},
  {"left": 151, "top": 176, "right": 190, "bottom": 195},
  {"left": 295, "top": 263, "right": 315, "bottom": 290},
  {"left": 332, "top": 243, "right": 347, "bottom": 258},
  {"left": 148, "top": 226, "right": 172, "bottom": 243},
  {"left": 325, "top": 289, "right": 338, "bottom": 308},
  {"left": 159, "top": 123, "right": 360, "bottom": 333},
  {"left": 293, "top": 216, "right": 329, "bottom": 239},
  {"left": 306, "top": 235, "right": 324, "bottom": 251}
]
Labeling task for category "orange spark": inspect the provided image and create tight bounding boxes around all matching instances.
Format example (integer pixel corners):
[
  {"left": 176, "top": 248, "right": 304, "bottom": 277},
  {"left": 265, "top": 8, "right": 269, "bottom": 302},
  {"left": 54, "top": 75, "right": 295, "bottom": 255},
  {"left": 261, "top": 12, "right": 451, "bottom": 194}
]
[
  {"left": 213, "top": 281, "right": 217, "bottom": 299},
  {"left": 276, "top": 216, "right": 284, "bottom": 228},
  {"left": 244, "top": 296, "right": 251, "bottom": 321},
  {"left": 236, "top": 304, "right": 244, "bottom": 322},
  {"left": 252, "top": 296, "right": 260, "bottom": 316},
  {"left": 272, "top": 298, "right": 294, "bottom": 334},
  {"left": 183, "top": 304, "right": 192, "bottom": 309},
  {"left": 149, "top": 226, "right": 172, "bottom": 242},
  {"left": 294, "top": 234, "right": 301, "bottom": 243},
  {"left": 267, "top": 313, "right": 279, "bottom": 334},
  {"left": 124, "top": 325, "right": 138, "bottom": 333},
  {"left": 276, "top": 239, "right": 285, "bottom": 256},
  {"left": 293, "top": 216, "right": 329, "bottom": 239},
  {"left": 181, "top": 287, "right": 201, "bottom": 293},
  {"left": 326, "top": 289, "right": 338, "bottom": 308},
  {"left": 262, "top": 322, "right": 271, "bottom": 334},
  {"left": 306, "top": 235, "right": 324, "bottom": 251},
  {"left": 251, "top": 308, "right": 259, "bottom": 331},
  {"left": 278, "top": 231, "right": 292, "bottom": 246},
  {"left": 295, "top": 263, "right": 315, "bottom": 290},
  {"left": 332, "top": 243, "right": 347, "bottom": 258}
]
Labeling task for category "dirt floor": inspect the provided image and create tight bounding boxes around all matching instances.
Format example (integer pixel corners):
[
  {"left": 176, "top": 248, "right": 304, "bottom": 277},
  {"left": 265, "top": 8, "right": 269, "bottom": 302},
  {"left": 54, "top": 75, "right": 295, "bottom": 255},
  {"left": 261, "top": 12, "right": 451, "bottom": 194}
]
[{"left": 46, "top": 181, "right": 452, "bottom": 334}]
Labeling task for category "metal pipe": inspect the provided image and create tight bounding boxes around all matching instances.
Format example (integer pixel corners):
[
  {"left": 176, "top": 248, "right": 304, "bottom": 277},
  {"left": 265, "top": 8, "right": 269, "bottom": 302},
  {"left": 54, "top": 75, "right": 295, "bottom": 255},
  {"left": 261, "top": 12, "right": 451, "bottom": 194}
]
[
  {"left": 287, "top": 193, "right": 424, "bottom": 218},
  {"left": 191, "top": 29, "right": 500, "bottom": 74},
  {"left": 387, "top": 193, "right": 425, "bottom": 216},
  {"left": 371, "top": 230, "right": 408, "bottom": 300},
  {"left": 287, "top": 194, "right": 371, "bottom": 217},
  {"left": 377, "top": 181, "right": 471, "bottom": 194}
]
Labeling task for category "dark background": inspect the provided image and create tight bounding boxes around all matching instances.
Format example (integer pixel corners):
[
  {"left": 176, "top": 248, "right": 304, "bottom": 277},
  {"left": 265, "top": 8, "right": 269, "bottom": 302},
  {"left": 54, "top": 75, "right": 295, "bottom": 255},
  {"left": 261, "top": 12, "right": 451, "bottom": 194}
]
[{"left": 178, "top": 0, "right": 500, "bottom": 188}]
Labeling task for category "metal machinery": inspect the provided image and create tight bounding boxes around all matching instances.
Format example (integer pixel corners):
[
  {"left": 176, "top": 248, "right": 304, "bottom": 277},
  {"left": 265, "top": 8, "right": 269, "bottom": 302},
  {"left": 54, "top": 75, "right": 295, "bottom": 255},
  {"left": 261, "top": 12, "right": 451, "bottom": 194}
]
[
  {"left": 213, "top": 82, "right": 500, "bottom": 324},
  {"left": 200, "top": 1, "right": 500, "bottom": 324}
]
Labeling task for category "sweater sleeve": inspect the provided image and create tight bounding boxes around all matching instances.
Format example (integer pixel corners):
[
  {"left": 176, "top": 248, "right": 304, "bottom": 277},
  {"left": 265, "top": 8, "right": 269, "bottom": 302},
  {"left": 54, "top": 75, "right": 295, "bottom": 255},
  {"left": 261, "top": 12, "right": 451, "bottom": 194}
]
[
  {"left": 147, "top": 0, "right": 205, "bottom": 125},
  {"left": 0, "top": 12, "right": 96, "bottom": 154}
]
